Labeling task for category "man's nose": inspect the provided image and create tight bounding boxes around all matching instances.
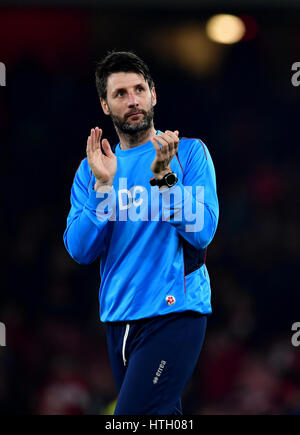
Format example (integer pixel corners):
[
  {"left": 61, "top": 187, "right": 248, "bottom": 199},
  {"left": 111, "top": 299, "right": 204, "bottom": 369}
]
[{"left": 128, "top": 93, "right": 138, "bottom": 106}]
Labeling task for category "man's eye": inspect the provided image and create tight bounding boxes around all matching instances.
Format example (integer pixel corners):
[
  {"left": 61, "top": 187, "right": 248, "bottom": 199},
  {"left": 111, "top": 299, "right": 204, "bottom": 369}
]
[
  {"left": 117, "top": 91, "right": 124, "bottom": 97},
  {"left": 137, "top": 87, "right": 143, "bottom": 92}
]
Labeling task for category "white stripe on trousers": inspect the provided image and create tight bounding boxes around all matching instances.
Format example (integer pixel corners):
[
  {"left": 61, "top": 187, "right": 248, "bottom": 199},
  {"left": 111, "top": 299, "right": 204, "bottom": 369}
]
[{"left": 122, "top": 323, "right": 130, "bottom": 366}]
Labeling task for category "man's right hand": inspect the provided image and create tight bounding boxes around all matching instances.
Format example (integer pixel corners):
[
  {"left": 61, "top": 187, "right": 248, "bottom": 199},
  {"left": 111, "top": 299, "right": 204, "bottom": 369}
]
[{"left": 86, "top": 127, "right": 117, "bottom": 190}]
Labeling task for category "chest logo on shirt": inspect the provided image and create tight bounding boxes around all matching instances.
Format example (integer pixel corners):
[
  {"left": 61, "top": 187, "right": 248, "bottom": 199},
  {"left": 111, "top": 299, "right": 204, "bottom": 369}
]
[{"left": 166, "top": 295, "right": 176, "bottom": 306}]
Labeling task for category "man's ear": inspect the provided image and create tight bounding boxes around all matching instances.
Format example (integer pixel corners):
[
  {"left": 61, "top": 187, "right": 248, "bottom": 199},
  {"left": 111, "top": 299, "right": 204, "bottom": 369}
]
[
  {"left": 100, "top": 97, "right": 110, "bottom": 115},
  {"left": 151, "top": 87, "right": 157, "bottom": 107}
]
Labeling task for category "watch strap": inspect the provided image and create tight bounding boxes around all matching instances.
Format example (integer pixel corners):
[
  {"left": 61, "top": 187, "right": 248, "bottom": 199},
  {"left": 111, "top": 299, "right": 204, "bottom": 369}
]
[{"left": 150, "top": 172, "right": 178, "bottom": 188}]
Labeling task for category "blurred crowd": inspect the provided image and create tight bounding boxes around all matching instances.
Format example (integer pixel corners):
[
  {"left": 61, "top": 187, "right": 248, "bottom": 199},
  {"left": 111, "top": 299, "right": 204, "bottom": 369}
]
[{"left": 0, "top": 6, "right": 300, "bottom": 415}]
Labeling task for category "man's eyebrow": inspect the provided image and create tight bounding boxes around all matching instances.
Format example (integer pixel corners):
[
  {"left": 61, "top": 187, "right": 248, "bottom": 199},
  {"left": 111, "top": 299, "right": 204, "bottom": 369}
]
[
  {"left": 112, "top": 87, "right": 125, "bottom": 95},
  {"left": 112, "top": 83, "right": 145, "bottom": 95}
]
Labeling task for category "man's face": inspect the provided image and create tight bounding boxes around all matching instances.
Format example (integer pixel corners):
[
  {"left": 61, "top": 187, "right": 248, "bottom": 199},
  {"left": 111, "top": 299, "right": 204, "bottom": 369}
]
[{"left": 101, "top": 72, "right": 157, "bottom": 135}]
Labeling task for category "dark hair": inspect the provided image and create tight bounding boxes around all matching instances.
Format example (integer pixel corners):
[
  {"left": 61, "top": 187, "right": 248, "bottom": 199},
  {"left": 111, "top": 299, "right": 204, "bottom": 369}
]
[{"left": 95, "top": 51, "right": 155, "bottom": 100}]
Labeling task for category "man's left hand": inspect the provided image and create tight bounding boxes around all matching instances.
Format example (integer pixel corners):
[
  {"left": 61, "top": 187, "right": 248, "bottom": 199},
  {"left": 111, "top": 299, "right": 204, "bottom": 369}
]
[{"left": 150, "top": 130, "right": 179, "bottom": 179}]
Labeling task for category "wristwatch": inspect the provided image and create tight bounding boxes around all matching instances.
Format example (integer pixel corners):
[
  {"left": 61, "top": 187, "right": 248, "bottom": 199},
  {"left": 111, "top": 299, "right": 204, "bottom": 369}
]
[{"left": 150, "top": 172, "right": 178, "bottom": 188}]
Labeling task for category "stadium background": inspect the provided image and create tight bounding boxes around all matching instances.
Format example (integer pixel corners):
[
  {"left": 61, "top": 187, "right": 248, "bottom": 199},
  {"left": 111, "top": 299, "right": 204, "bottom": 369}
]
[{"left": 0, "top": 0, "right": 300, "bottom": 415}]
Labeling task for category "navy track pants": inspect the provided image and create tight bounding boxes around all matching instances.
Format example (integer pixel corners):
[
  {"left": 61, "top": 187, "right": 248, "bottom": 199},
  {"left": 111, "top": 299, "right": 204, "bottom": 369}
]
[{"left": 105, "top": 311, "right": 207, "bottom": 415}]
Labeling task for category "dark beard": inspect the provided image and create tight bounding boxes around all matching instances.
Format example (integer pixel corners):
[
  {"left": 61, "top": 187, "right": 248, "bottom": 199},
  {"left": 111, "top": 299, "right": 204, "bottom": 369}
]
[{"left": 110, "top": 106, "right": 154, "bottom": 138}]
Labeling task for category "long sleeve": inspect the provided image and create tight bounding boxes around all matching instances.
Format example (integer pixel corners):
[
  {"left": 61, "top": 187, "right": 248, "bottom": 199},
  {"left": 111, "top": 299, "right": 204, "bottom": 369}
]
[
  {"left": 161, "top": 139, "right": 219, "bottom": 250},
  {"left": 63, "top": 158, "right": 114, "bottom": 264}
]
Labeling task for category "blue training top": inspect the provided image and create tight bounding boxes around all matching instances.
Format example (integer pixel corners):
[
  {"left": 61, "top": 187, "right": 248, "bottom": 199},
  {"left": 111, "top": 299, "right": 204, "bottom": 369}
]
[{"left": 63, "top": 131, "right": 219, "bottom": 322}]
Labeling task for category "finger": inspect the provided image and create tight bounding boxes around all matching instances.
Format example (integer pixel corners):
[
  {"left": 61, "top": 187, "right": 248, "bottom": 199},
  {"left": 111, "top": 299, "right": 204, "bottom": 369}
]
[
  {"left": 151, "top": 138, "right": 162, "bottom": 152},
  {"left": 98, "top": 128, "right": 103, "bottom": 143},
  {"left": 92, "top": 128, "right": 100, "bottom": 154},
  {"left": 158, "top": 132, "right": 177, "bottom": 150},
  {"left": 151, "top": 139, "right": 163, "bottom": 159},
  {"left": 90, "top": 128, "right": 96, "bottom": 152},
  {"left": 102, "top": 138, "right": 114, "bottom": 157},
  {"left": 165, "top": 130, "right": 179, "bottom": 154},
  {"left": 96, "top": 128, "right": 104, "bottom": 155},
  {"left": 153, "top": 136, "right": 169, "bottom": 157},
  {"left": 86, "top": 135, "right": 91, "bottom": 155},
  {"left": 156, "top": 133, "right": 171, "bottom": 144},
  {"left": 156, "top": 134, "right": 173, "bottom": 159},
  {"left": 165, "top": 130, "right": 179, "bottom": 141},
  {"left": 153, "top": 136, "right": 169, "bottom": 160},
  {"left": 94, "top": 127, "right": 99, "bottom": 144},
  {"left": 95, "top": 127, "right": 102, "bottom": 145},
  {"left": 163, "top": 131, "right": 176, "bottom": 151}
]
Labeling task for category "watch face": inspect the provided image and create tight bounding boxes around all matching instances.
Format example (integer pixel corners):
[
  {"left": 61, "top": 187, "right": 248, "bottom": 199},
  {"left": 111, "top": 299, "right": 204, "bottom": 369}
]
[{"left": 165, "top": 173, "right": 177, "bottom": 186}]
